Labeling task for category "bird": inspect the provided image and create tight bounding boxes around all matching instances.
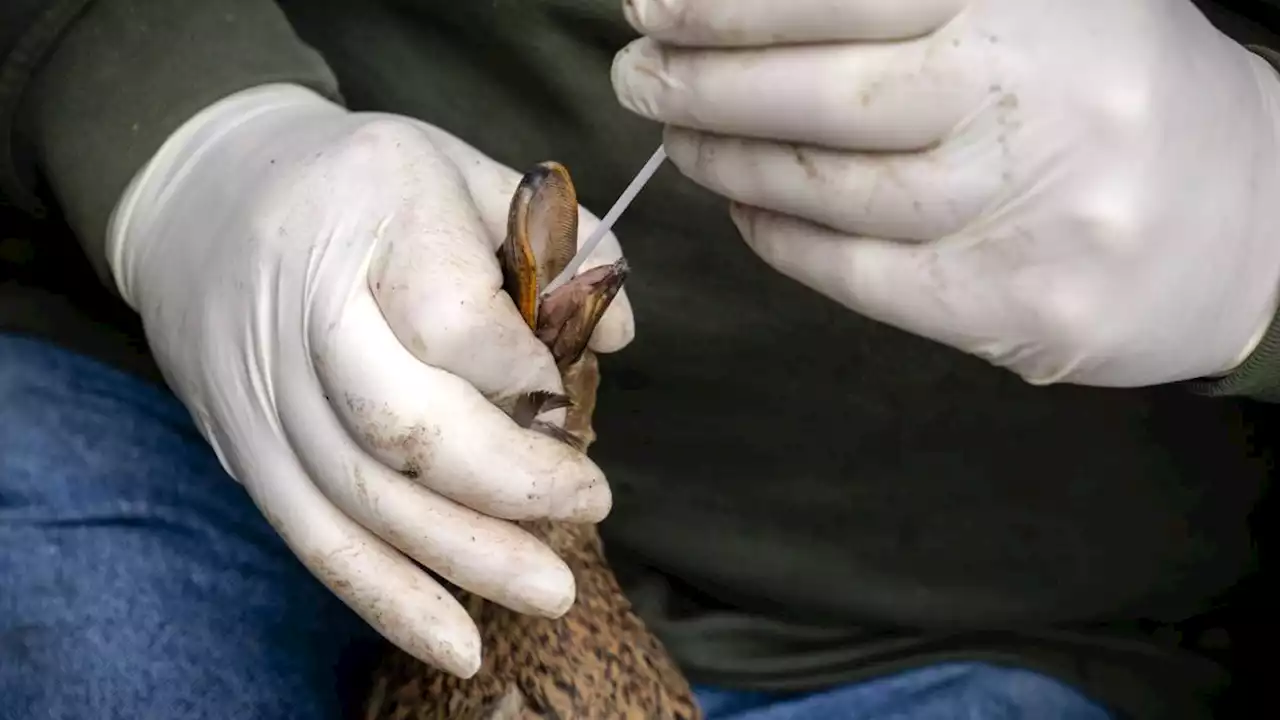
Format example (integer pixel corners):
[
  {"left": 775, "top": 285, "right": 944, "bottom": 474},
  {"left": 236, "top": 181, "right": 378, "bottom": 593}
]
[{"left": 362, "top": 160, "right": 702, "bottom": 720}]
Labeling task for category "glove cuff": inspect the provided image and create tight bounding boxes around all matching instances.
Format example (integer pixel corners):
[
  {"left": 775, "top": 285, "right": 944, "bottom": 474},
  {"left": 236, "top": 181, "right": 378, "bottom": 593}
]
[
  {"left": 106, "top": 83, "right": 343, "bottom": 309},
  {"left": 1188, "top": 44, "right": 1280, "bottom": 402},
  {"left": 1190, "top": 304, "right": 1280, "bottom": 401}
]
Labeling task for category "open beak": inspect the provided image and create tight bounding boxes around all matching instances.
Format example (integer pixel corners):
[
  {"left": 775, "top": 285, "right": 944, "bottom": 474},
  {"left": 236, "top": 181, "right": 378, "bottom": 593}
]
[
  {"left": 535, "top": 259, "right": 628, "bottom": 369},
  {"left": 499, "top": 161, "right": 629, "bottom": 368},
  {"left": 497, "top": 161, "right": 630, "bottom": 437}
]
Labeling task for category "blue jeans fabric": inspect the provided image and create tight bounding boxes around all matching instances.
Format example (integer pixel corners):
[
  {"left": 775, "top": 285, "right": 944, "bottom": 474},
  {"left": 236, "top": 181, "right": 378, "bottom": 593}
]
[
  {"left": 0, "top": 334, "right": 382, "bottom": 720},
  {"left": 0, "top": 333, "right": 1112, "bottom": 719},
  {"left": 693, "top": 663, "right": 1111, "bottom": 719}
]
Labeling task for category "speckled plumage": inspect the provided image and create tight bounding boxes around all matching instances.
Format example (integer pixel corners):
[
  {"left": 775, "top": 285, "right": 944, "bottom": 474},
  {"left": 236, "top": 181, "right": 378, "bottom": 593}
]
[{"left": 361, "top": 163, "right": 701, "bottom": 720}]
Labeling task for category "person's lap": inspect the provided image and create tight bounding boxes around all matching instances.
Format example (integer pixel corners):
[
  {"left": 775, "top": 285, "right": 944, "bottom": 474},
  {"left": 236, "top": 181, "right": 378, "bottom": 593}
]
[
  {"left": 0, "top": 333, "right": 382, "bottom": 719},
  {"left": 0, "top": 333, "right": 1111, "bottom": 719}
]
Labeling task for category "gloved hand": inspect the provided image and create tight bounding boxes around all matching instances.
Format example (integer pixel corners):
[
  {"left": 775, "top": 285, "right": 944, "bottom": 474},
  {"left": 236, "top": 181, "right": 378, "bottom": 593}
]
[
  {"left": 106, "top": 83, "right": 634, "bottom": 676},
  {"left": 613, "top": 0, "right": 1280, "bottom": 387}
]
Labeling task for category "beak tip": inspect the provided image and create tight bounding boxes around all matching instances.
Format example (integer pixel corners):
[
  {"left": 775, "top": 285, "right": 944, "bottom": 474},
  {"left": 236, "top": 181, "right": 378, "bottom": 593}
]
[{"left": 602, "top": 256, "right": 630, "bottom": 289}]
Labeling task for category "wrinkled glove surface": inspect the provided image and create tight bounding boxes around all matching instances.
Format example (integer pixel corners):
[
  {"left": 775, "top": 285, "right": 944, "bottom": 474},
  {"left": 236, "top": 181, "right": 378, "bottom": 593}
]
[
  {"left": 107, "top": 84, "right": 634, "bottom": 677},
  {"left": 614, "top": 0, "right": 1280, "bottom": 387}
]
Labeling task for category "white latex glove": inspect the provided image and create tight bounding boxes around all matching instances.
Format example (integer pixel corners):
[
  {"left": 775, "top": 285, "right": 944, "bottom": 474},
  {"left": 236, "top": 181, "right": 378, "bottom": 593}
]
[
  {"left": 106, "top": 83, "right": 635, "bottom": 676},
  {"left": 613, "top": 0, "right": 1280, "bottom": 387}
]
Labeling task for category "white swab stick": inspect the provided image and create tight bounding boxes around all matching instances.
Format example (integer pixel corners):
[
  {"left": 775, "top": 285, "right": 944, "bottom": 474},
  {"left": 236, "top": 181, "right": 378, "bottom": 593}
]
[{"left": 542, "top": 144, "right": 667, "bottom": 294}]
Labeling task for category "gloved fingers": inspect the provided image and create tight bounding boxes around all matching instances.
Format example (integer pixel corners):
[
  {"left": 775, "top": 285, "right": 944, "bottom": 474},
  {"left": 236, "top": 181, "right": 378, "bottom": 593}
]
[
  {"left": 420, "top": 124, "right": 636, "bottom": 353},
  {"left": 732, "top": 200, "right": 1128, "bottom": 385},
  {"left": 730, "top": 202, "right": 1006, "bottom": 356},
  {"left": 612, "top": 35, "right": 989, "bottom": 152},
  {"left": 225, "top": 429, "right": 483, "bottom": 678},
  {"left": 275, "top": 320, "right": 581, "bottom": 616},
  {"left": 312, "top": 286, "right": 612, "bottom": 524},
  {"left": 662, "top": 125, "right": 1000, "bottom": 242},
  {"left": 355, "top": 122, "right": 564, "bottom": 404},
  {"left": 623, "top": 0, "right": 967, "bottom": 46}
]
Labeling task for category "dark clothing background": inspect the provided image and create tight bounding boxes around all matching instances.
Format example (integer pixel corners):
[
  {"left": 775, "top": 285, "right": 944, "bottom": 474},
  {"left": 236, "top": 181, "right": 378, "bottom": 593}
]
[{"left": 2, "top": 1, "right": 1279, "bottom": 717}]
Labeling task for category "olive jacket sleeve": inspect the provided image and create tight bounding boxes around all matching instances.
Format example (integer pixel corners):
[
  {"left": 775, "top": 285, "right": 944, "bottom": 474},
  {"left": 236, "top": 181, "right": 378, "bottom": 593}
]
[{"left": 0, "top": 0, "right": 342, "bottom": 284}]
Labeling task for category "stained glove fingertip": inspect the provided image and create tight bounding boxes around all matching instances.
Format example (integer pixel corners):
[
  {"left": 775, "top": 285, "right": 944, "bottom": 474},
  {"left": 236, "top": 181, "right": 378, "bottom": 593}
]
[
  {"left": 414, "top": 616, "right": 483, "bottom": 678},
  {"left": 508, "top": 561, "right": 578, "bottom": 618},
  {"left": 558, "top": 472, "right": 613, "bottom": 523}
]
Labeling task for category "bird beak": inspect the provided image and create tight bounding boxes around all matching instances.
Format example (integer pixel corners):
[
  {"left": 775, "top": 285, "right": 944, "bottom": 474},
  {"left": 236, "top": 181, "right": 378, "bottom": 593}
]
[
  {"left": 499, "top": 161, "right": 580, "bottom": 330},
  {"left": 498, "top": 161, "right": 629, "bottom": 369},
  {"left": 535, "top": 258, "right": 629, "bottom": 369}
]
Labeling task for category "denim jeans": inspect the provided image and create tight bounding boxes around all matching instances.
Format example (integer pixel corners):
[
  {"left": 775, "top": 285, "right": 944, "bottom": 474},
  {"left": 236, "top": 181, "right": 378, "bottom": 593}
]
[
  {"left": 693, "top": 664, "right": 1111, "bottom": 720},
  {"left": 0, "top": 333, "right": 1111, "bottom": 719}
]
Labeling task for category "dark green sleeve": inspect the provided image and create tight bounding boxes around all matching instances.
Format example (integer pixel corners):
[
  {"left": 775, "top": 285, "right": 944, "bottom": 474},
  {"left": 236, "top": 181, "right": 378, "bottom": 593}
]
[
  {"left": 1192, "top": 315, "right": 1280, "bottom": 401},
  {"left": 0, "top": 0, "right": 96, "bottom": 216},
  {"left": 1190, "top": 44, "right": 1280, "bottom": 403},
  {"left": 1, "top": 0, "right": 343, "bottom": 285}
]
